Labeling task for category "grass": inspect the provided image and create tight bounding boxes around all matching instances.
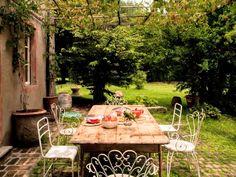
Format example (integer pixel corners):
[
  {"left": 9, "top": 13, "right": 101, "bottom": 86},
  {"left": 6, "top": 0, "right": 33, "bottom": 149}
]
[
  {"left": 32, "top": 82, "right": 236, "bottom": 176},
  {"left": 56, "top": 82, "right": 187, "bottom": 107},
  {"left": 108, "top": 82, "right": 186, "bottom": 106}
]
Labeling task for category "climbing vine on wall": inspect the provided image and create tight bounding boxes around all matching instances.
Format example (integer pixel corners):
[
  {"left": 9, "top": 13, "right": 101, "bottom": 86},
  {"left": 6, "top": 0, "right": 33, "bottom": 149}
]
[{"left": 0, "top": 0, "right": 39, "bottom": 71}]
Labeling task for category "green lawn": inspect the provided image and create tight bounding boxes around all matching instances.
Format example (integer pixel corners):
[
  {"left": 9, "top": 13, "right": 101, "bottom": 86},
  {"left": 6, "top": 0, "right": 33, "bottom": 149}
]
[
  {"left": 42, "top": 82, "right": 236, "bottom": 177},
  {"left": 56, "top": 82, "right": 187, "bottom": 107}
]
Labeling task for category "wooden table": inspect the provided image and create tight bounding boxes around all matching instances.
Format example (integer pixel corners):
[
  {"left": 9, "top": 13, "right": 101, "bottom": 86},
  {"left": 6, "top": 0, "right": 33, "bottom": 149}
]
[{"left": 70, "top": 105, "right": 169, "bottom": 177}]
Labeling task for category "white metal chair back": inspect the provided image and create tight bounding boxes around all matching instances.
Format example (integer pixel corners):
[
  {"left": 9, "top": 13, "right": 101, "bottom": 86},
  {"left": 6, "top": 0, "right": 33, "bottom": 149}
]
[
  {"left": 86, "top": 149, "right": 158, "bottom": 177},
  {"left": 186, "top": 110, "right": 205, "bottom": 146},
  {"left": 171, "top": 103, "right": 182, "bottom": 131},
  {"left": 37, "top": 117, "right": 78, "bottom": 177},
  {"left": 37, "top": 117, "right": 53, "bottom": 157},
  {"left": 164, "top": 110, "right": 205, "bottom": 177},
  {"left": 51, "top": 103, "right": 65, "bottom": 130}
]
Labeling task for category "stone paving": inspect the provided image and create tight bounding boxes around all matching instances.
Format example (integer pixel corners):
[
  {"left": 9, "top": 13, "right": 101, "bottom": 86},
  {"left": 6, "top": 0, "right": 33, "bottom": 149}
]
[
  {"left": 1, "top": 136, "right": 236, "bottom": 177},
  {"left": 1, "top": 106, "right": 236, "bottom": 177},
  {"left": 0, "top": 146, "right": 41, "bottom": 177}
]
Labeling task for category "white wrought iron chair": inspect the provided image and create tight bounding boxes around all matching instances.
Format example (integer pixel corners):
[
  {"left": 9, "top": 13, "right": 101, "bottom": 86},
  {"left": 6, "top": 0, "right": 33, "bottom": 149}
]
[
  {"left": 37, "top": 117, "right": 78, "bottom": 177},
  {"left": 86, "top": 149, "right": 158, "bottom": 177},
  {"left": 164, "top": 111, "right": 205, "bottom": 177},
  {"left": 51, "top": 103, "right": 77, "bottom": 137},
  {"left": 159, "top": 103, "right": 183, "bottom": 133}
]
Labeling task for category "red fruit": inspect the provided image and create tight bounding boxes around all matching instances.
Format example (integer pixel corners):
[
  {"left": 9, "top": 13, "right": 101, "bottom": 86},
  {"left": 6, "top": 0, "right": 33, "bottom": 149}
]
[{"left": 103, "top": 115, "right": 111, "bottom": 121}]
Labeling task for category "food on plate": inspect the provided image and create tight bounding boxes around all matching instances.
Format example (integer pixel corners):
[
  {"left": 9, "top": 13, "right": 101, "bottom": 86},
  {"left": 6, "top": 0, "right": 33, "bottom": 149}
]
[
  {"left": 85, "top": 114, "right": 103, "bottom": 124},
  {"left": 132, "top": 108, "right": 144, "bottom": 118},
  {"left": 118, "top": 117, "right": 125, "bottom": 122},
  {"left": 86, "top": 118, "right": 100, "bottom": 124},
  {"left": 124, "top": 111, "right": 136, "bottom": 121},
  {"left": 103, "top": 115, "right": 111, "bottom": 121}
]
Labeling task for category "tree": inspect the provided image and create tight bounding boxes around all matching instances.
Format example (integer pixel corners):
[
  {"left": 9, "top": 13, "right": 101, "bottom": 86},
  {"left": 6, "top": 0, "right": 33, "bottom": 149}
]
[
  {"left": 44, "top": 0, "right": 148, "bottom": 102},
  {"left": 63, "top": 26, "right": 144, "bottom": 103},
  {"left": 143, "top": 0, "right": 236, "bottom": 114}
]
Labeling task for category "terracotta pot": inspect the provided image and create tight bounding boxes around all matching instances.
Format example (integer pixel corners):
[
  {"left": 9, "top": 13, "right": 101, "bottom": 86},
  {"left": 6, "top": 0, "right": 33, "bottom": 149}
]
[
  {"left": 12, "top": 109, "right": 47, "bottom": 147},
  {"left": 171, "top": 96, "right": 182, "bottom": 107},
  {"left": 43, "top": 96, "right": 58, "bottom": 113},
  {"left": 185, "top": 95, "right": 199, "bottom": 107}
]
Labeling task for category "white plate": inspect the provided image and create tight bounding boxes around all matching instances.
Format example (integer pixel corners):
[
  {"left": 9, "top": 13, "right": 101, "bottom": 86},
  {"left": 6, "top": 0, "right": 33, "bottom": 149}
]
[
  {"left": 85, "top": 114, "right": 103, "bottom": 120},
  {"left": 82, "top": 121, "right": 102, "bottom": 127}
]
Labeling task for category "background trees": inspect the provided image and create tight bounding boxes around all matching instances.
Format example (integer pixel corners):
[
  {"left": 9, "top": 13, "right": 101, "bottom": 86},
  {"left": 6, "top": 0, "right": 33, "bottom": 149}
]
[
  {"left": 49, "top": 0, "right": 236, "bottom": 114},
  {"left": 146, "top": 1, "right": 236, "bottom": 114},
  {"left": 62, "top": 27, "right": 144, "bottom": 103}
]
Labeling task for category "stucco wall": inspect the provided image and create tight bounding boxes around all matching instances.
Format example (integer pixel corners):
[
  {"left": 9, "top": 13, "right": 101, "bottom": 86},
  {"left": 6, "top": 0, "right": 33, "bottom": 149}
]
[
  {"left": 0, "top": 40, "right": 2, "bottom": 144},
  {"left": 0, "top": 14, "right": 47, "bottom": 145}
]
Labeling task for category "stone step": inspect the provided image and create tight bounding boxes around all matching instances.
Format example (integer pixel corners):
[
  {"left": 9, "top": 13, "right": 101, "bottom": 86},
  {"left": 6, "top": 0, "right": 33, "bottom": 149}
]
[
  {"left": 146, "top": 106, "right": 168, "bottom": 113},
  {"left": 0, "top": 146, "right": 13, "bottom": 158}
]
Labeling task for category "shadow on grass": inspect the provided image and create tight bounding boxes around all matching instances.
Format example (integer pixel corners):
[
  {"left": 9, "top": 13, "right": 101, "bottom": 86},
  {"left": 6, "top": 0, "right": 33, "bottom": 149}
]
[{"left": 72, "top": 96, "right": 93, "bottom": 107}]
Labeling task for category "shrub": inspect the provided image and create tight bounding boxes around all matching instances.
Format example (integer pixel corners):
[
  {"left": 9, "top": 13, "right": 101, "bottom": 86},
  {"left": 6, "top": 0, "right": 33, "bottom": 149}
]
[
  {"left": 134, "top": 96, "right": 158, "bottom": 107},
  {"left": 190, "top": 103, "right": 221, "bottom": 119},
  {"left": 132, "top": 71, "right": 147, "bottom": 90}
]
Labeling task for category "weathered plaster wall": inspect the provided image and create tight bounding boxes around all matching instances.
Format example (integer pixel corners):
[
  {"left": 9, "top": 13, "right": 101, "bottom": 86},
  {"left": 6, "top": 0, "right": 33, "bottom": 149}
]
[
  {"left": 0, "top": 40, "right": 2, "bottom": 144},
  {"left": 0, "top": 30, "right": 17, "bottom": 145},
  {"left": 0, "top": 0, "right": 5, "bottom": 145},
  {"left": 0, "top": 15, "right": 47, "bottom": 145}
]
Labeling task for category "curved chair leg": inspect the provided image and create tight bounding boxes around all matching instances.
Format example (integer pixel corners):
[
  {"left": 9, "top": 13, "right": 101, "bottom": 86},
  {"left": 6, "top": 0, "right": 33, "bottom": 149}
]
[
  {"left": 191, "top": 152, "right": 201, "bottom": 177},
  {"left": 166, "top": 151, "right": 175, "bottom": 177}
]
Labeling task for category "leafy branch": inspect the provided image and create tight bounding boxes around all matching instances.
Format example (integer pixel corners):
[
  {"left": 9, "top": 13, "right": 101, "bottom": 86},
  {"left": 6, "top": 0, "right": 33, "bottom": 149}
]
[{"left": 0, "top": 0, "right": 38, "bottom": 71}]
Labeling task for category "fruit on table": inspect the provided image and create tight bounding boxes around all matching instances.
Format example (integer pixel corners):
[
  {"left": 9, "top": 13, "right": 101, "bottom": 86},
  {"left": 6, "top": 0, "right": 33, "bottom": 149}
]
[
  {"left": 102, "top": 115, "right": 118, "bottom": 129},
  {"left": 103, "top": 115, "right": 117, "bottom": 122},
  {"left": 132, "top": 108, "right": 144, "bottom": 118}
]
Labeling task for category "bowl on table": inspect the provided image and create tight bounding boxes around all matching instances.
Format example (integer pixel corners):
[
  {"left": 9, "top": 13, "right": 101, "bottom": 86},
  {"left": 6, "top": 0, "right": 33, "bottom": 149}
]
[{"left": 102, "top": 115, "right": 118, "bottom": 129}]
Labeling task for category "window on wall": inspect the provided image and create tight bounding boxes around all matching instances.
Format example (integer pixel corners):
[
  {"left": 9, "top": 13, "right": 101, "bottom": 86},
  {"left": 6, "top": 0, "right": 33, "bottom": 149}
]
[{"left": 24, "top": 36, "right": 31, "bottom": 85}]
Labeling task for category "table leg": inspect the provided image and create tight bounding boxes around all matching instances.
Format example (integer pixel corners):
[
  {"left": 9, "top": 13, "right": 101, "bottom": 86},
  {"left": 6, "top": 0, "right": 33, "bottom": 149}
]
[
  {"left": 159, "top": 145, "right": 162, "bottom": 177},
  {"left": 80, "top": 147, "right": 84, "bottom": 177}
]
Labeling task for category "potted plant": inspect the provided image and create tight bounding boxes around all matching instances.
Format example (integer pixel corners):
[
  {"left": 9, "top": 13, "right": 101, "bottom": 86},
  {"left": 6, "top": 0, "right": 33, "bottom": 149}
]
[{"left": 185, "top": 94, "right": 199, "bottom": 108}]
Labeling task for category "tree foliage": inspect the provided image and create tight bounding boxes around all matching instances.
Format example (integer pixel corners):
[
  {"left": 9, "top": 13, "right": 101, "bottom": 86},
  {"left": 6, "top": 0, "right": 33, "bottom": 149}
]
[
  {"left": 49, "top": 0, "right": 236, "bottom": 114},
  {"left": 143, "top": 0, "right": 236, "bottom": 115},
  {"left": 62, "top": 26, "right": 144, "bottom": 102},
  {"left": 0, "top": 0, "right": 39, "bottom": 71}
]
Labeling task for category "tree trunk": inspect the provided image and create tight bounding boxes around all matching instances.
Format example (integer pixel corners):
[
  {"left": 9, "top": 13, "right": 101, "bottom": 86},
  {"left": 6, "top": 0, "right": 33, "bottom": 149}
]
[{"left": 93, "top": 83, "right": 106, "bottom": 103}]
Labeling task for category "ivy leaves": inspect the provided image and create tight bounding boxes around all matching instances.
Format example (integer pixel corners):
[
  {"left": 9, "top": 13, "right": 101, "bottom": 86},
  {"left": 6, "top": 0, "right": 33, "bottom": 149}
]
[{"left": 0, "top": 0, "right": 39, "bottom": 71}]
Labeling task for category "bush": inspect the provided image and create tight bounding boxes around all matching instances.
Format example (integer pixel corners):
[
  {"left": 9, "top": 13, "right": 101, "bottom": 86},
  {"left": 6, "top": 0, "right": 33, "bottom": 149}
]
[
  {"left": 190, "top": 103, "right": 221, "bottom": 119},
  {"left": 134, "top": 96, "right": 158, "bottom": 107},
  {"left": 132, "top": 71, "right": 147, "bottom": 90}
]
